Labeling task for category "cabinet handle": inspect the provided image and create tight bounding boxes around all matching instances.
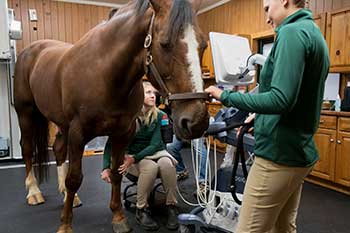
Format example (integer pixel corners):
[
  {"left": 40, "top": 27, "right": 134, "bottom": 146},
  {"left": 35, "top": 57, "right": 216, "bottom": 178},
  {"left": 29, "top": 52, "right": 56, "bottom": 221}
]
[
  {"left": 337, "top": 140, "right": 341, "bottom": 144},
  {"left": 319, "top": 120, "right": 325, "bottom": 124},
  {"left": 330, "top": 138, "right": 334, "bottom": 142},
  {"left": 336, "top": 50, "right": 341, "bottom": 56}
]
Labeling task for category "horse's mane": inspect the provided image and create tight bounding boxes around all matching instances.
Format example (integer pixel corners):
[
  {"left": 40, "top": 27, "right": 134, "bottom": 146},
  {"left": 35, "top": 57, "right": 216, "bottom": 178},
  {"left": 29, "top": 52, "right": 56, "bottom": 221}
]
[
  {"left": 134, "top": 0, "right": 194, "bottom": 46},
  {"left": 135, "top": 0, "right": 150, "bottom": 16},
  {"left": 167, "top": 0, "right": 194, "bottom": 46}
]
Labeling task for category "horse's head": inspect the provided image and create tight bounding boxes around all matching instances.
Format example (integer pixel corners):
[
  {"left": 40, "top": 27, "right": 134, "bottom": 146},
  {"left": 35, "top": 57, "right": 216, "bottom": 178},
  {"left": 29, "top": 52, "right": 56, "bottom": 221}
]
[{"left": 144, "top": 0, "right": 209, "bottom": 140}]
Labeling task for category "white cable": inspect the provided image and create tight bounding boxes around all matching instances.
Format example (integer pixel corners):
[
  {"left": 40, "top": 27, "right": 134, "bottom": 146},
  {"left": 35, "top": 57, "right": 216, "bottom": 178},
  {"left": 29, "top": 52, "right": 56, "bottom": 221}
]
[{"left": 176, "top": 137, "right": 220, "bottom": 208}]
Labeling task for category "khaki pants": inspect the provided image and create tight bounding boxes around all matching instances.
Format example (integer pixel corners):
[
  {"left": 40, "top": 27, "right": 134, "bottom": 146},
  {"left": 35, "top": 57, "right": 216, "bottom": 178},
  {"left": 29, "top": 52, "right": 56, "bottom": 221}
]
[
  {"left": 128, "top": 150, "right": 177, "bottom": 209},
  {"left": 236, "top": 157, "right": 313, "bottom": 233}
]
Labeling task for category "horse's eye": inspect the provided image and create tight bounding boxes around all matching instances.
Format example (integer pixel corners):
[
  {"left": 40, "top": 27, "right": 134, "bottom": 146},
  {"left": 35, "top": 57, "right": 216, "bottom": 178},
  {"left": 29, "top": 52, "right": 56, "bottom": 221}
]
[{"left": 160, "top": 42, "right": 172, "bottom": 50}]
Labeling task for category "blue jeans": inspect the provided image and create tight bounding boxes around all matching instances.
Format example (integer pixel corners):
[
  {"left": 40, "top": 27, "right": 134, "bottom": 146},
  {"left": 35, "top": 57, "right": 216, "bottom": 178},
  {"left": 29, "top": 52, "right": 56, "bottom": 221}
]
[{"left": 166, "top": 135, "right": 208, "bottom": 182}]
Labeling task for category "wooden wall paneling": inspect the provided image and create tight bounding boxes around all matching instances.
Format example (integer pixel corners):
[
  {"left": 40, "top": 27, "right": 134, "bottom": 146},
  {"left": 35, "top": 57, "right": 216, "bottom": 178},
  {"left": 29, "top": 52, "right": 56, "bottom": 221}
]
[
  {"left": 64, "top": 3, "right": 73, "bottom": 43},
  {"left": 83, "top": 5, "right": 91, "bottom": 36},
  {"left": 57, "top": 1, "right": 66, "bottom": 42},
  {"left": 235, "top": 0, "right": 242, "bottom": 33},
  {"left": 20, "top": 0, "right": 30, "bottom": 49},
  {"left": 102, "top": 7, "right": 110, "bottom": 22},
  {"left": 342, "top": 0, "right": 350, "bottom": 8},
  {"left": 97, "top": 6, "right": 106, "bottom": 23},
  {"left": 246, "top": 0, "right": 253, "bottom": 34},
  {"left": 43, "top": 0, "right": 52, "bottom": 40},
  {"left": 50, "top": 1, "right": 59, "bottom": 41},
  {"left": 28, "top": 0, "right": 38, "bottom": 43},
  {"left": 8, "top": 0, "right": 13, "bottom": 9},
  {"left": 77, "top": 4, "right": 85, "bottom": 40},
  {"left": 218, "top": 5, "right": 224, "bottom": 33},
  {"left": 309, "top": 0, "right": 317, "bottom": 13},
  {"left": 316, "top": 0, "right": 325, "bottom": 14},
  {"left": 91, "top": 5, "right": 99, "bottom": 27},
  {"left": 324, "top": 0, "right": 333, "bottom": 12},
  {"left": 71, "top": 3, "right": 79, "bottom": 43},
  {"left": 333, "top": 0, "right": 343, "bottom": 10},
  {"left": 198, "top": 0, "right": 350, "bottom": 37},
  {"left": 11, "top": 0, "right": 23, "bottom": 53},
  {"left": 35, "top": 0, "right": 45, "bottom": 40}
]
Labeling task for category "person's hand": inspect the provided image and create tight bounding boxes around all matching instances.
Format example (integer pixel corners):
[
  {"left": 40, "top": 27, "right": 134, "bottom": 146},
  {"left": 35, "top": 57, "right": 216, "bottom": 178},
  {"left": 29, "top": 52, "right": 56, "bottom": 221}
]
[
  {"left": 205, "top": 86, "right": 223, "bottom": 100},
  {"left": 237, "top": 113, "right": 255, "bottom": 137},
  {"left": 101, "top": 168, "right": 112, "bottom": 183},
  {"left": 118, "top": 154, "right": 135, "bottom": 175}
]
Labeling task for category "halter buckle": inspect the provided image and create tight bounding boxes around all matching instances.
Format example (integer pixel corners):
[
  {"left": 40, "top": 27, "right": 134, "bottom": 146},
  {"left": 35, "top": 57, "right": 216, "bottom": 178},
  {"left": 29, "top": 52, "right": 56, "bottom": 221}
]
[
  {"left": 144, "top": 34, "right": 152, "bottom": 48},
  {"left": 146, "top": 54, "right": 153, "bottom": 65}
]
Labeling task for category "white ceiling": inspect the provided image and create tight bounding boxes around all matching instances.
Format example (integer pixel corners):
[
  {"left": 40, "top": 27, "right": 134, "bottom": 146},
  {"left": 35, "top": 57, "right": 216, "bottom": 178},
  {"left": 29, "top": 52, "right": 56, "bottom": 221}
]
[{"left": 59, "top": 0, "right": 231, "bottom": 14}]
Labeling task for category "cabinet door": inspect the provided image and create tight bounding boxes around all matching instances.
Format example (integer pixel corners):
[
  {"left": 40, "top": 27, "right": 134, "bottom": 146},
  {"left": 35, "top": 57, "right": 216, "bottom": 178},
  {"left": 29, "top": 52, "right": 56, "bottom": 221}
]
[
  {"left": 312, "top": 128, "right": 336, "bottom": 181},
  {"left": 335, "top": 131, "right": 350, "bottom": 187},
  {"left": 327, "top": 9, "right": 350, "bottom": 67}
]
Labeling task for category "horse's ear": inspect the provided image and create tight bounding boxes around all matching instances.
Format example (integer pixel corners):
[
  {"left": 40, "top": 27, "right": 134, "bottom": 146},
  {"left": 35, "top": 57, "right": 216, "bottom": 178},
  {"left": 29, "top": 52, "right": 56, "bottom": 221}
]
[{"left": 190, "top": 0, "right": 203, "bottom": 14}]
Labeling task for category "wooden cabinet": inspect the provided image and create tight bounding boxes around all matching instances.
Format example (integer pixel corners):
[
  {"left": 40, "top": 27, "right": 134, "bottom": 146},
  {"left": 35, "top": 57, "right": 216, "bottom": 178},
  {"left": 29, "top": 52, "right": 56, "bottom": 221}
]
[
  {"left": 326, "top": 8, "right": 350, "bottom": 72},
  {"left": 201, "top": 41, "right": 214, "bottom": 78},
  {"left": 307, "top": 112, "right": 350, "bottom": 195},
  {"left": 312, "top": 128, "right": 336, "bottom": 181},
  {"left": 335, "top": 121, "right": 350, "bottom": 187}
]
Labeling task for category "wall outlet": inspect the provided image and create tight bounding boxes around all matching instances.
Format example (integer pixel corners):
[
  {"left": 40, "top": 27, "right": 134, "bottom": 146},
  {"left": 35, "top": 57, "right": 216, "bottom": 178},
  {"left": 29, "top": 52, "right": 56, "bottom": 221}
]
[{"left": 28, "top": 9, "right": 37, "bottom": 21}]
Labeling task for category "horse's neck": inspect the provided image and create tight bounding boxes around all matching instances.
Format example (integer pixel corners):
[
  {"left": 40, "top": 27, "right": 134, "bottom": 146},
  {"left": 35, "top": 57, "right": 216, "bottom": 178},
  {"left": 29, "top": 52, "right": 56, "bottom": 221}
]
[
  {"left": 99, "top": 9, "right": 151, "bottom": 85},
  {"left": 71, "top": 7, "right": 152, "bottom": 96}
]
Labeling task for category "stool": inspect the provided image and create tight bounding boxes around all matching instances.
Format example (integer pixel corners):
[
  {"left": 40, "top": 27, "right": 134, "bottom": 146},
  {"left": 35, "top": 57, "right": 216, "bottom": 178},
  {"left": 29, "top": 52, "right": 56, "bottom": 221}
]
[{"left": 123, "top": 173, "right": 164, "bottom": 208}]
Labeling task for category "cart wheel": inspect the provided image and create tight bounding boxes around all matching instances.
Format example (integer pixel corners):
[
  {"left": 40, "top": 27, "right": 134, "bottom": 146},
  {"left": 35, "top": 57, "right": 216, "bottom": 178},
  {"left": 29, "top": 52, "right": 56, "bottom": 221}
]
[{"left": 178, "top": 224, "right": 195, "bottom": 233}]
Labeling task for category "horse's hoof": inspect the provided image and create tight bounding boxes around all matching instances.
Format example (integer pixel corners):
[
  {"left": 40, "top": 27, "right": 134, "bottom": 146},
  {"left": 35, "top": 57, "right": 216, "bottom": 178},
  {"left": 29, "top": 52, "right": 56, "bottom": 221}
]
[
  {"left": 112, "top": 218, "right": 132, "bottom": 233},
  {"left": 73, "top": 194, "right": 82, "bottom": 208},
  {"left": 27, "top": 193, "right": 45, "bottom": 206},
  {"left": 57, "top": 224, "right": 73, "bottom": 233}
]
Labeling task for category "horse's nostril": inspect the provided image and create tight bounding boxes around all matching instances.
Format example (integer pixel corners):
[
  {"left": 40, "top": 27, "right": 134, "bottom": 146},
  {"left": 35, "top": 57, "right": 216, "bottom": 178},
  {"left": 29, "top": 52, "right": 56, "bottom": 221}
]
[{"left": 180, "top": 117, "right": 190, "bottom": 132}]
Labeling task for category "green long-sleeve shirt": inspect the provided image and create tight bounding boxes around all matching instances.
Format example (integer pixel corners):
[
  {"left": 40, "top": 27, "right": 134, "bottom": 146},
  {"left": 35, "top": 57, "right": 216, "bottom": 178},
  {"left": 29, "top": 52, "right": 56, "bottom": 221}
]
[
  {"left": 220, "top": 9, "right": 330, "bottom": 167},
  {"left": 103, "top": 110, "right": 166, "bottom": 170}
]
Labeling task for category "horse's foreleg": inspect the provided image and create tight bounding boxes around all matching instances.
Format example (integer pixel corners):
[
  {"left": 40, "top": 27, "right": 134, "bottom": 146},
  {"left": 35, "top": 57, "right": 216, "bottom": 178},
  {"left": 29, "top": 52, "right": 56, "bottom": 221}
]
[
  {"left": 57, "top": 121, "right": 84, "bottom": 233},
  {"left": 19, "top": 112, "right": 45, "bottom": 205},
  {"left": 54, "top": 131, "right": 82, "bottom": 208},
  {"left": 110, "top": 133, "right": 134, "bottom": 233}
]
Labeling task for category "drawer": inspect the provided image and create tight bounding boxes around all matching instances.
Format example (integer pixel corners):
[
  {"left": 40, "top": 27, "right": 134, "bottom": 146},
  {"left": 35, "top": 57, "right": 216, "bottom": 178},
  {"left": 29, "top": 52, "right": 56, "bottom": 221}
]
[
  {"left": 318, "top": 115, "right": 337, "bottom": 129},
  {"left": 338, "top": 117, "right": 350, "bottom": 132}
]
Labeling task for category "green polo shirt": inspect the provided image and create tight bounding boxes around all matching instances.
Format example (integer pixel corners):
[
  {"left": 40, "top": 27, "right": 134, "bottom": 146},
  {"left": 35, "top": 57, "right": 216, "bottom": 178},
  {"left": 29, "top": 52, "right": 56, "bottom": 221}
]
[
  {"left": 103, "top": 110, "right": 166, "bottom": 170},
  {"left": 220, "top": 9, "right": 330, "bottom": 167}
]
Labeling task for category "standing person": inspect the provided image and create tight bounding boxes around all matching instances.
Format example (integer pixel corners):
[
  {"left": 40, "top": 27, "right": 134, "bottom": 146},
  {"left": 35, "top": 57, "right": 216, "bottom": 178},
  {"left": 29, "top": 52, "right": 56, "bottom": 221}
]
[
  {"left": 101, "top": 81, "right": 179, "bottom": 231},
  {"left": 205, "top": 0, "right": 329, "bottom": 232}
]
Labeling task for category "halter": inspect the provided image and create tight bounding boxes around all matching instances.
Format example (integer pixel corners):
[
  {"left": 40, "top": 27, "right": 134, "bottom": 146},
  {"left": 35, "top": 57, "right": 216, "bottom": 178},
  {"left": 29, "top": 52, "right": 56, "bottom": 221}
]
[{"left": 144, "top": 11, "right": 210, "bottom": 104}]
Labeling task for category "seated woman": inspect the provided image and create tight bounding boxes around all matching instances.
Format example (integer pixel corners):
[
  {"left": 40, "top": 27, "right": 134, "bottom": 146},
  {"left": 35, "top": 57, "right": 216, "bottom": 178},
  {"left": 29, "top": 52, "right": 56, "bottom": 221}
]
[{"left": 101, "top": 81, "right": 178, "bottom": 231}]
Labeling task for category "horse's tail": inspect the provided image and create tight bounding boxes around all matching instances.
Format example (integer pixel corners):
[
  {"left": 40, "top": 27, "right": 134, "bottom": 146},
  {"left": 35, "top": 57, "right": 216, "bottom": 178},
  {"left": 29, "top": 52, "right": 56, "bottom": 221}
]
[{"left": 32, "top": 107, "right": 49, "bottom": 184}]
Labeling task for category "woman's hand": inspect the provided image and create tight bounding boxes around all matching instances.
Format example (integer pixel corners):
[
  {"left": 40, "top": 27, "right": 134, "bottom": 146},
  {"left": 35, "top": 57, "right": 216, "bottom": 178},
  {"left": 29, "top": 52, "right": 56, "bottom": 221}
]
[
  {"left": 118, "top": 154, "right": 135, "bottom": 175},
  {"left": 205, "top": 86, "right": 223, "bottom": 100},
  {"left": 101, "top": 168, "right": 112, "bottom": 183},
  {"left": 237, "top": 113, "right": 255, "bottom": 137}
]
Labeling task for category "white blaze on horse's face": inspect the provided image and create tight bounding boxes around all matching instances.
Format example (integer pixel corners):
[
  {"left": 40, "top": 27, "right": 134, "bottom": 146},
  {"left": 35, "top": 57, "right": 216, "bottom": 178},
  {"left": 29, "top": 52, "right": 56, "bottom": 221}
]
[{"left": 182, "top": 24, "right": 203, "bottom": 92}]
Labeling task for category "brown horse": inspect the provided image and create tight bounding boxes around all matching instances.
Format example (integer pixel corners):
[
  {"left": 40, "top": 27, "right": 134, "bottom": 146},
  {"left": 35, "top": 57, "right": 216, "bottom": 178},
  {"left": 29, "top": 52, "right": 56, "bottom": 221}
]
[{"left": 14, "top": 0, "right": 209, "bottom": 232}]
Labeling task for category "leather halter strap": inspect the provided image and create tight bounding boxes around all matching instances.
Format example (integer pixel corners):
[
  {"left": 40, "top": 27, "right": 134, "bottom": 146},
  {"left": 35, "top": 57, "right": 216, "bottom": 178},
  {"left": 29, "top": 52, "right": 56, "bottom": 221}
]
[{"left": 143, "top": 11, "right": 210, "bottom": 103}]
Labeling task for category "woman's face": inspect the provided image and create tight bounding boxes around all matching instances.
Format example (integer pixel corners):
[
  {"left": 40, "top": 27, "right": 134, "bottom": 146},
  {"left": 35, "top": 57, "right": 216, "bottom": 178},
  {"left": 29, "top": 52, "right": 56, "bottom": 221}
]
[
  {"left": 143, "top": 83, "right": 158, "bottom": 107},
  {"left": 263, "top": 0, "right": 288, "bottom": 28}
]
